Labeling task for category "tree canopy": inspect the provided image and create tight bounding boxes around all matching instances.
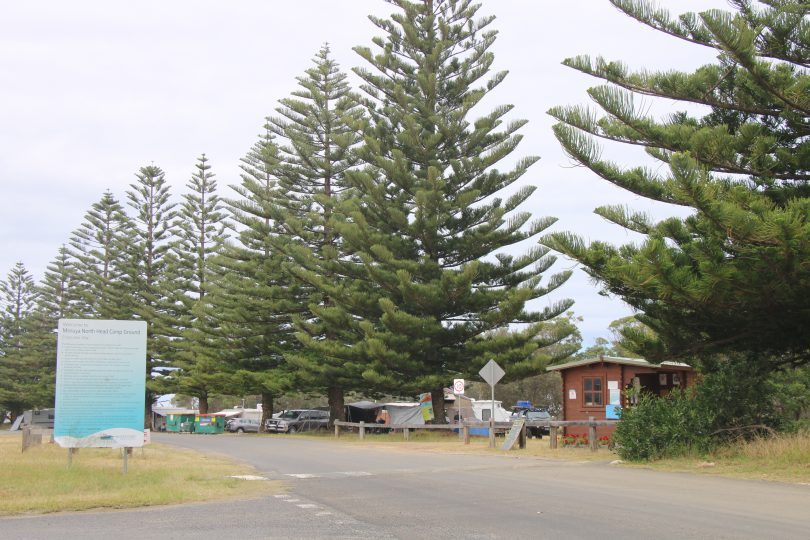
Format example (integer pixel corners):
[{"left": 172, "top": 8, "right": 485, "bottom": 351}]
[
  {"left": 544, "top": 0, "right": 809, "bottom": 369},
  {"left": 294, "top": 0, "right": 574, "bottom": 418}
]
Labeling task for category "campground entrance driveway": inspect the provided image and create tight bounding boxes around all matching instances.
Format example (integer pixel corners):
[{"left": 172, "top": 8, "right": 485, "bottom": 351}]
[{"left": 2, "top": 432, "right": 810, "bottom": 539}]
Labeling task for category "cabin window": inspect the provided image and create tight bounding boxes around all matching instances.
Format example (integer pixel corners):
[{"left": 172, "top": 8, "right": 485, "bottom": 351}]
[
  {"left": 583, "top": 377, "right": 603, "bottom": 407},
  {"left": 481, "top": 408, "right": 492, "bottom": 421}
]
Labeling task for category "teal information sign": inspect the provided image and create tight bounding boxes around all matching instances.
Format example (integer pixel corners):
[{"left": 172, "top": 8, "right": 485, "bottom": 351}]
[{"left": 54, "top": 319, "right": 147, "bottom": 448}]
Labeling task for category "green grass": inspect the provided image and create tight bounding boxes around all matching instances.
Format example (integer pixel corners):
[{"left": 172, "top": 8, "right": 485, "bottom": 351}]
[
  {"left": 622, "top": 432, "right": 810, "bottom": 483},
  {"left": 324, "top": 428, "right": 810, "bottom": 482},
  {"left": 0, "top": 435, "right": 282, "bottom": 516},
  {"left": 327, "top": 428, "right": 617, "bottom": 461}
]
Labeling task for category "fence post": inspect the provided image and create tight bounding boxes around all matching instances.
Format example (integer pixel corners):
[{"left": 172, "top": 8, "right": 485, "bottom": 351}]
[
  {"left": 550, "top": 426, "right": 558, "bottom": 449},
  {"left": 403, "top": 427, "right": 410, "bottom": 441},
  {"left": 463, "top": 424, "right": 470, "bottom": 445},
  {"left": 589, "top": 417, "right": 597, "bottom": 452},
  {"left": 519, "top": 423, "right": 526, "bottom": 449},
  {"left": 334, "top": 423, "right": 340, "bottom": 438},
  {"left": 359, "top": 421, "right": 365, "bottom": 440}
]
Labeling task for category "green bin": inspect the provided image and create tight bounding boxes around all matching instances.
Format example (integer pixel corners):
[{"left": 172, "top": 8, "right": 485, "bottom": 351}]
[
  {"left": 166, "top": 413, "right": 197, "bottom": 433},
  {"left": 194, "top": 414, "right": 225, "bottom": 434}
]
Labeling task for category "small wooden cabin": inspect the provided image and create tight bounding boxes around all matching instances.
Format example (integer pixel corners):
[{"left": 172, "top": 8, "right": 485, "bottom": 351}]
[{"left": 546, "top": 355, "right": 696, "bottom": 438}]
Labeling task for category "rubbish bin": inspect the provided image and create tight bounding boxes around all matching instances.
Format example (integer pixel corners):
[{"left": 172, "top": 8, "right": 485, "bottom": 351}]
[{"left": 194, "top": 414, "right": 225, "bottom": 434}]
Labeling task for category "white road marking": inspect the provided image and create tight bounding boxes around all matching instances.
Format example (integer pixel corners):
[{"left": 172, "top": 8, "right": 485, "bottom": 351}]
[
  {"left": 226, "top": 475, "right": 268, "bottom": 480},
  {"left": 285, "top": 471, "right": 375, "bottom": 479},
  {"left": 297, "top": 503, "right": 320, "bottom": 509}
]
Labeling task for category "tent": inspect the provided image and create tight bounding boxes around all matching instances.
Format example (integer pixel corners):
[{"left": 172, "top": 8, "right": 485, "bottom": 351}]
[
  {"left": 385, "top": 403, "right": 424, "bottom": 425},
  {"left": 345, "top": 401, "right": 425, "bottom": 425},
  {"left": 345, "top": 401, "right": 381, "bottom": 423}
]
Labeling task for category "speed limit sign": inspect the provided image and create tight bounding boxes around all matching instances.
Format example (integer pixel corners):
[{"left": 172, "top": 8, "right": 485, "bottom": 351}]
[{"left": 453, "top": 379, "right": 465, "bottom": 395}]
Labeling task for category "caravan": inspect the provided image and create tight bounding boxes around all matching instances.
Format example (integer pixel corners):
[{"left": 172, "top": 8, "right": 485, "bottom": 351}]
[{"left": 470, "top": 399, "right": 512, "bottom": 422}]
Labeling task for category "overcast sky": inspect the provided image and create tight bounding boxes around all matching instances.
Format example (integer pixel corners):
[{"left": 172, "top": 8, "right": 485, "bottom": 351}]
[{"left": 1, "top": 0, "right": 729, "bottom": 346}]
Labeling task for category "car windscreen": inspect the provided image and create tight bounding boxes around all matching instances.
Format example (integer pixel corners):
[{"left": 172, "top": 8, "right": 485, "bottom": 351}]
[
  {"left": 526, "top": 411, "right": 550, "bottom": 420},
  {"left": 279, "top": 411, "right": 303, "bottom": 419}
]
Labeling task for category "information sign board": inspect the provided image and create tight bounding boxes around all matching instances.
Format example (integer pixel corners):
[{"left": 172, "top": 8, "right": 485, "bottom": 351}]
[{"left": 54, "top": 319, "right": 147, "bottom": 448}]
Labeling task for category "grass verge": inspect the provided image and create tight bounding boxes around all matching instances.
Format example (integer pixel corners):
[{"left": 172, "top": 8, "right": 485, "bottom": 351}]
[
  {"left": 0, "top": 435, "right": 282, "bottom": 516},
  {"left": 325, "top": 429, "right": 617, "bottom": 461},
  {"left": 316, "top": 429, "right": 810, "bottom": 483},
  {"left": 626, "top": 432, "right": 810, "bottom": 484}
]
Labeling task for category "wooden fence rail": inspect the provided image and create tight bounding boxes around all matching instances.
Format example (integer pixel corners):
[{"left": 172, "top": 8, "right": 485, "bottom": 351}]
[{"left": 333, "top": 417, "right": 618, "bottom": 451}]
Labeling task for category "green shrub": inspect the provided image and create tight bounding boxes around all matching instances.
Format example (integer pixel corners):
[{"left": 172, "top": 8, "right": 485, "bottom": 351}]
[
  {"left": 614, "top": 359, "right": 810, "bottom": 461},
  {"left": 614, "top": 389, "right": 713, "bottom": 461}
]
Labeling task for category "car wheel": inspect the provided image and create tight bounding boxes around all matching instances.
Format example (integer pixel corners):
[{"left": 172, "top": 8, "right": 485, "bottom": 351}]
[
  {"left": 288, "top": 426, "right": 298, "bottom": 434},
  {"left": 236, "top": 427, "right": 244, "bottom": 433}
]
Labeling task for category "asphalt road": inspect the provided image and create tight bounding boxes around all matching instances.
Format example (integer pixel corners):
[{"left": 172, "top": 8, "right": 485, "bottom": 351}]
[{"left": 2, "top": 432, "right": 810, "bottom": 539}]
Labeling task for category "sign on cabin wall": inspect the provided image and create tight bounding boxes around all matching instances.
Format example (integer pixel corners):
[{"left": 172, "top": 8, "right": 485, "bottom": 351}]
[{"left": 606, "top": 405, "right": 621, "bottom": 420}]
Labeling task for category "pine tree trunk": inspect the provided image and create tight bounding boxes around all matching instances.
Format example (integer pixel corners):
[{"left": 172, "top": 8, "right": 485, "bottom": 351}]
[
  {"left": 261, "top": 392, "right": 274, "bottom": 432},
  {"left": 198, "top": 393, "right": 209, "bottom": 414},
  {"left": 328, "top": 385, "right": 345, "bottom": 425},
  {"left": 144, "top": 390, "right": 153, "bottom": 429},
  {"left": 431, "top": 388, "right": 445, "bottom": 425}
]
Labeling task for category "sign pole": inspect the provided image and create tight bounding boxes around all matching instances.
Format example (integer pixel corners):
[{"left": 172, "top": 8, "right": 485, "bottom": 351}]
[
  {"left": 490, "top": 382, "right": 495, "bottom": 448},
  {"left": 453, "top": 379, "right": 465, "bottom": 441},
  {"left": 122, "top": 447, "right": 128, "bottom": 475},
  {"left": 478, "top": 360, "right": 505, "bottom": 449}
]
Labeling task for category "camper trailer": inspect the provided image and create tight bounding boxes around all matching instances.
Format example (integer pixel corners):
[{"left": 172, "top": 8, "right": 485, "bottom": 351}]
[{"left": 470, "top": 399, "right": 511, "bottom": 422}]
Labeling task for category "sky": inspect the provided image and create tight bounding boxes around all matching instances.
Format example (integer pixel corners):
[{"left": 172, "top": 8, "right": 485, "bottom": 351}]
[{"left": 1, "top": 0, "right": 729, "bottom": 346}]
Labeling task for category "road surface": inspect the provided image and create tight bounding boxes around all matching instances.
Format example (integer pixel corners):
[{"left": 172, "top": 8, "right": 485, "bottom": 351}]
[{"left": 2, "top": 432, "right": 809, "bottom": 539}]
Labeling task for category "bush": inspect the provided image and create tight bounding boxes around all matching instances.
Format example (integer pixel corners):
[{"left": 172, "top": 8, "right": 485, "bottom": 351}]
[
  {"left": 614, "top": 359, "right": 810, "bottom": 461},
  {"left": 613, "top": 389, "right": 712, "bottom": 461}
]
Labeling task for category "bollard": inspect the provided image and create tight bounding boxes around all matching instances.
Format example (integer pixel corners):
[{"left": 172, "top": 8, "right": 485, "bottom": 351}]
[
  {"left": 21, "top": 426, "right": 30, "bottom": 453},
  {"left": 334, "top": 424, "right": 340, "bottom": 438},
  {"left": 403, "top": 427, "right": 409, "bottom": 441},
  {"left": 359, "top": 421, "right": 365, "bottom": 440},
  {"left": 589, "top": 417, "right": 597, "bottom": 452},
  {"left": 550, "top": 426, "right": 558, "bottom": 449},
  {"left": 519, "top": 423, "right": 526, "bottom": 449},
  {"left": 463, "top": 424, "right": 470, "bottom": 445}
]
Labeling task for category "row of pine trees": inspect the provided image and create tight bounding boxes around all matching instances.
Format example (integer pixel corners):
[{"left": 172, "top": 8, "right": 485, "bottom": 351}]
[
  {"left": 0, "top": 1, "right": 577, "bottom": 426},
  {"left": 5, "top": 0, "right": 806, "bottom": 433}
]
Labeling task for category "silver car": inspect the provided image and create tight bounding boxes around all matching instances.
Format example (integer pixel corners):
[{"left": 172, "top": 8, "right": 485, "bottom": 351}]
[{"left": 226, "top": 418, "right": 260, "bottom": 433}]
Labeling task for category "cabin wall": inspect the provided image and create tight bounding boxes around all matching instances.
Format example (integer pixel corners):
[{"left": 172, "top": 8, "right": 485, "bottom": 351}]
[{"left": 560, "top": 363, "right": 695, "bottom": 439}]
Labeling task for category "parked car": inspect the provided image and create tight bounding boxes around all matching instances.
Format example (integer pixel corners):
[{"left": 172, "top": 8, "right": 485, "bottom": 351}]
[
  {"left": 265, "top": 409, "right": 329, "bottom": 433},
  {"left": 226, "top": 418, "right": 260, "bottom": 433},
  {"left": 511, "top": 408, "right": 551, "bottom": 438}
]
